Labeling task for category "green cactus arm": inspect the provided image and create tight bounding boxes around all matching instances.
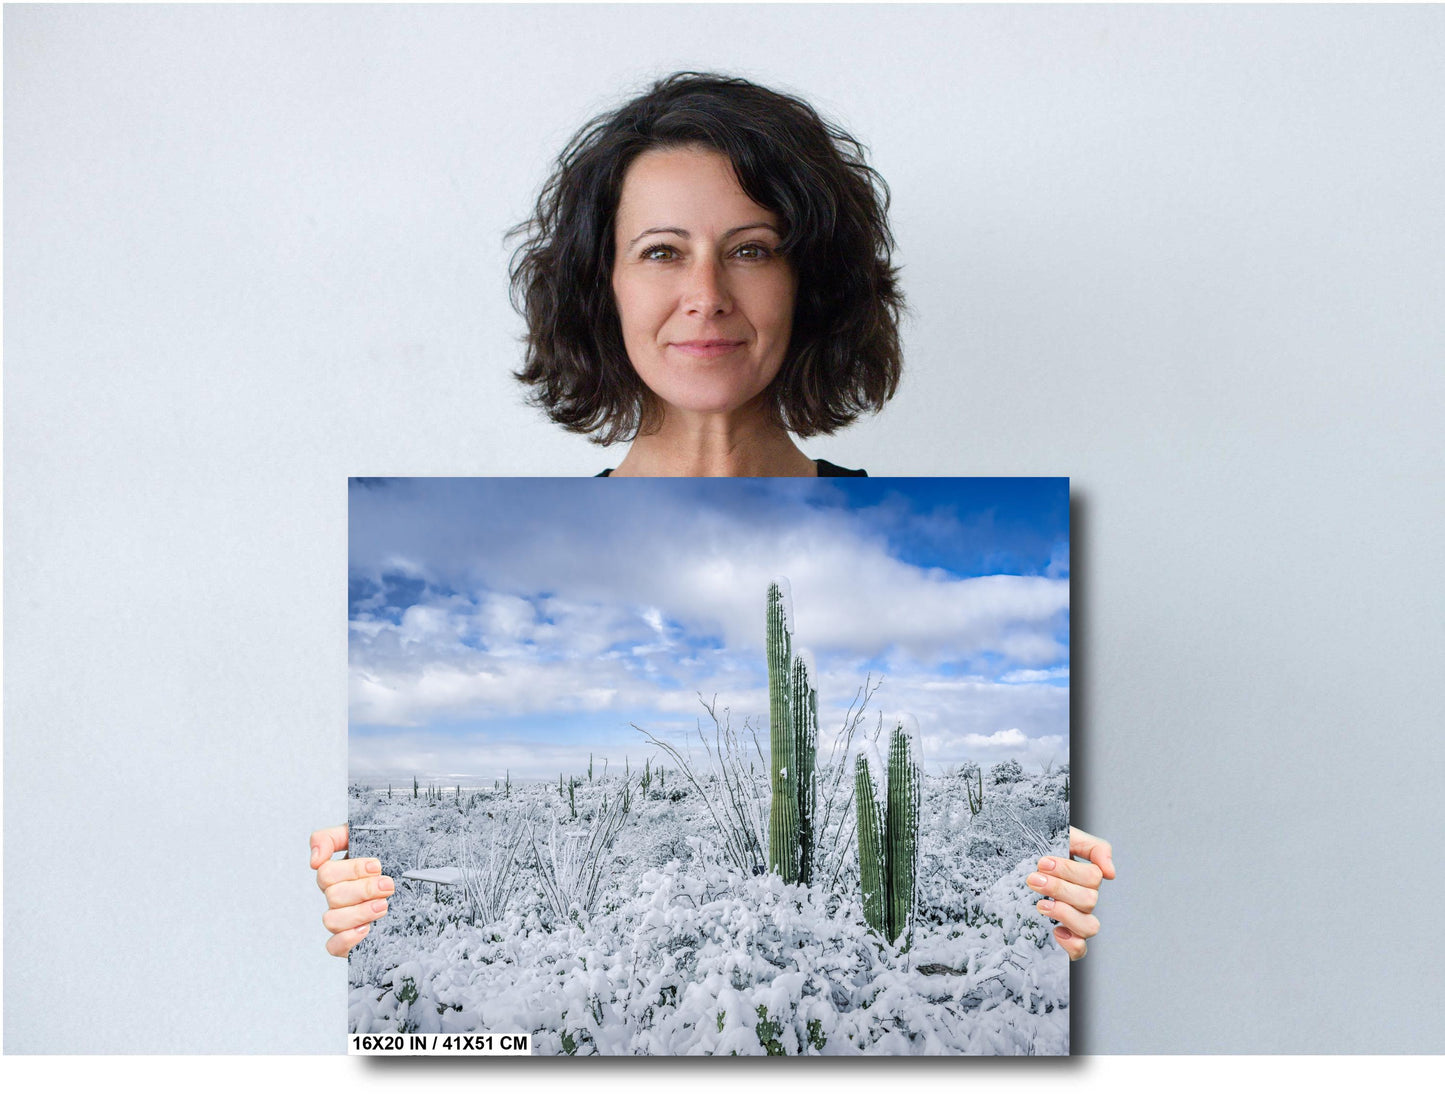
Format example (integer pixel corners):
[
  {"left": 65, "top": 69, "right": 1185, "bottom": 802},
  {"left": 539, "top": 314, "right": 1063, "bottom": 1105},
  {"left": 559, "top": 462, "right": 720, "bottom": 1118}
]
[
  {"left": 885, "top": 720, "right": 921, "bottom": 946},
  {"left": 792, "top": 654, "right": 819, "bottom": 886},
  {"left": 854, "top": 754, "right": 887, "bottom": 935},
  {"left": 766, "top": 581, "right": 798, "bottom": 881}
]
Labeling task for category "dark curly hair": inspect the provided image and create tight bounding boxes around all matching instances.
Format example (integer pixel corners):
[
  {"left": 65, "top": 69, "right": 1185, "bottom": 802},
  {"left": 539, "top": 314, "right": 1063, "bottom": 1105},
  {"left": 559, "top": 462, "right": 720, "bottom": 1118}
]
[{"left": 508, "top": 72, "right": 904, "bottom": 446}]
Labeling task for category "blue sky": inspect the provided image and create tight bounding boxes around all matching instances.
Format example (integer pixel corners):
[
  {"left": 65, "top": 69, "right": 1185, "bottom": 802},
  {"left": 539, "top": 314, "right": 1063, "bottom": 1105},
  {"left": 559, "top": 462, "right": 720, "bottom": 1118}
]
[{"left": 348, "top": 477, "right": 1068, "bottom": 783}]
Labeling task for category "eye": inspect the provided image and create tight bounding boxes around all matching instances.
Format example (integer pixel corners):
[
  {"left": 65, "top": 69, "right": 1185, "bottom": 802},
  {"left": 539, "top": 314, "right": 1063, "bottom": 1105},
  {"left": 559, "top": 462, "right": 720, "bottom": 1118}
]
[
  {"left": 640, "top": 243, "right": 679, "bottom": 262},
  {"left": 732, "top": 242, "right": 775, "bottom": 261}
]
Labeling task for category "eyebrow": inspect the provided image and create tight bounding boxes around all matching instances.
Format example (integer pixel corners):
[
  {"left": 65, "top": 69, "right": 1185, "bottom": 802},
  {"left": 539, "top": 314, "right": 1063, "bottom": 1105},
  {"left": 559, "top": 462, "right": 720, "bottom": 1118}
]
[{"left": 625, "top": 223, "right": 780, "bottom": 249}]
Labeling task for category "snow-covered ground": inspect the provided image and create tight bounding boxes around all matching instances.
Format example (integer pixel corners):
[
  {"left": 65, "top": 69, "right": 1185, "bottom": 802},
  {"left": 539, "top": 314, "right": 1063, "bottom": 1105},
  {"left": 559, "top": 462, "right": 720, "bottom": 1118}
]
[{"left": 347, "top": 760, "right": 1070, "bottom": 1055}]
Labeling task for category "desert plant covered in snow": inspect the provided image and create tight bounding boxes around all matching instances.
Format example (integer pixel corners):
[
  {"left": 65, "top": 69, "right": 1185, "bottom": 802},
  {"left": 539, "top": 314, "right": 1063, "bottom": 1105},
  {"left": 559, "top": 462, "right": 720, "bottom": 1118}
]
[
  {"left": 855, "top": 719, "right": 922, "bottom": 946},
  {"left": 766, "top": 579, "right": 801, "bottom": 882},
  {"left": 765, "top": 578, "right": 824, "bottom": 888},
  {"left": 638, "top": 698, "right": 769, "bottom": 873},
  {"left": 457, "top": 815, "right": 528, "bottom": 926},
  {"left": 990, "top": 759, "right": 1023, "bottom": 786},
  {"left": 530, "top": 779, "right": 633, "bottom": 927},
  {"left": 965, "top": 766, "right": 984, "bottom": 814},
  {"left": 792, "top": 648, "right": 819, "bottom": 885}
]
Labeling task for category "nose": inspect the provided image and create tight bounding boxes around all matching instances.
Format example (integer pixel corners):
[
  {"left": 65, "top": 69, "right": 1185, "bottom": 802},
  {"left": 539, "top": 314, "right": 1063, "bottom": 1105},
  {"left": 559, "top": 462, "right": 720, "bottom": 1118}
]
[{"left": 681, "top": 257, "right": 732, "bottom": 317}]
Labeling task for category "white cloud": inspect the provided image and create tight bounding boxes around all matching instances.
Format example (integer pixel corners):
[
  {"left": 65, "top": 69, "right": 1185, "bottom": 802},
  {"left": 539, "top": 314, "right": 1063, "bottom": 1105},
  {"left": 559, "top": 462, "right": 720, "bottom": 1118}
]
[
  {"left": 348, "top": 480, "right": 1070, "bottom": 759},
  {"left": 1000, "top": 668, "right": 1070, "bottom": 683}
]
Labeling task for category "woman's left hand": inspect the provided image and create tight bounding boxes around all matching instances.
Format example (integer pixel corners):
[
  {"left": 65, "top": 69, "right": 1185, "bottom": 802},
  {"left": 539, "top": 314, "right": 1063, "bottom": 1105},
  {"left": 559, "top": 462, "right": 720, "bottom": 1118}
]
[{"left": 1027, "top": 826, "right": 1115, "bottom": 961}]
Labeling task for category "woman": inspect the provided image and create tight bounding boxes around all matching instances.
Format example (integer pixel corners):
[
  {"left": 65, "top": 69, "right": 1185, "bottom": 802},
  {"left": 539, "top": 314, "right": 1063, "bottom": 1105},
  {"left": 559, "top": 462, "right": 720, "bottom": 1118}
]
[{"left": 313, "top": 72, "right": 1114, "bottom": 961}]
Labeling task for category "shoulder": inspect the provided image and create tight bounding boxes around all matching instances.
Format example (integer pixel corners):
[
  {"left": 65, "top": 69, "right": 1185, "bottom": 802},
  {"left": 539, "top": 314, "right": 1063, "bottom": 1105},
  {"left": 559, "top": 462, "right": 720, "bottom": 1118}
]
[{"left": 814, "top": 458, "right": 868, "bottom": 477}]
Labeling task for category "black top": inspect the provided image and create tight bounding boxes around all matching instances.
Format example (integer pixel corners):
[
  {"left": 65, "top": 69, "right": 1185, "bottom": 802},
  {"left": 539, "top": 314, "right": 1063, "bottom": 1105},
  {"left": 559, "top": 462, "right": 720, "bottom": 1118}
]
[{"left": 596, "top": 458, "right": 867, "bottom": 478}]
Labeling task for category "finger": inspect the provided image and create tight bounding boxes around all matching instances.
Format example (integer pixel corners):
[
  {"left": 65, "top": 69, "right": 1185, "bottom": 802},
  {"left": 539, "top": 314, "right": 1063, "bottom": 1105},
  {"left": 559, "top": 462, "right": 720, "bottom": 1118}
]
[
  {"left": 323, "top": 897, "right": 390, "bottom": 935},
  {"left": 310, "top": 825, "right": 350, "bottom": 870},
  {"left": 1027, "top": 867, "right": 1099, "bottom": 914},
  {"left": 324, "top": 875, "right": 396, "bottom": 910},
  {"left": 1054, "top": 926, "right": 1086, "bottom": 961},
  {"left": 1069, "top": 826, "right": 1116, "bottom": 879},
  {"left": 1035, "top": 896, "right": 1100, "bottom": 940},
  {"left": 317, "top": 855, "right": 384, "bottom": 891},
  {"left": 327, "top": 923, "right": 372, "bottom": 958},
  {"left": 1035, "top": 854, "right": 1103, "bottom": 890}
]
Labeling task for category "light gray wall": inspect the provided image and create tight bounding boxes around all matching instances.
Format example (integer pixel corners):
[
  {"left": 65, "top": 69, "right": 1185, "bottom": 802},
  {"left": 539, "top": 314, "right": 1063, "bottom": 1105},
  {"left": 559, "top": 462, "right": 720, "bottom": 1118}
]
[{"left": 6, "top": 4, "right": 1442, "bottom": 1053}]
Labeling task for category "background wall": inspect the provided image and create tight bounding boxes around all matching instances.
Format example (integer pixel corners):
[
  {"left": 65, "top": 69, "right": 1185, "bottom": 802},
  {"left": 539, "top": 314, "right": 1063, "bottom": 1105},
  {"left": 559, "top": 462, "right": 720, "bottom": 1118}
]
[{"left": 6, "top": 3, "right": 1443, "bottom": 1053}]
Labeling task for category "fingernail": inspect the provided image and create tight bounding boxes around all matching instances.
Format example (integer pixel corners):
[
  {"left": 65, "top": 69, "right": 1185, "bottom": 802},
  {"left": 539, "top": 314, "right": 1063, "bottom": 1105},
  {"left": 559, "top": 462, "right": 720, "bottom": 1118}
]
[
  {"left": 1037, "top": 898, "right": 1055, "bottom": 911},
  {"left": 1027, "top": 873, "right": 1048, "bottom": 889},
  {"left": 379, "top": 877, "right": 394, "bottom": 892},
  {"left": 356, "top": 924, "right": 371, "bottom": 937},
  {"left": 1057, "top": 927, "right": 1074, "bottom": 939},
  {"left": 366, "top": 860, "right": 381, "bottom": 874},
  {"left": 1039, "top": 857, "right": 1056, "bottom": 871},
  {"left": 311, "top": 847, "right": 320, "bottom": 863},
  {"left": 371, "top": 900, "right": 388, "bottom": 914}
]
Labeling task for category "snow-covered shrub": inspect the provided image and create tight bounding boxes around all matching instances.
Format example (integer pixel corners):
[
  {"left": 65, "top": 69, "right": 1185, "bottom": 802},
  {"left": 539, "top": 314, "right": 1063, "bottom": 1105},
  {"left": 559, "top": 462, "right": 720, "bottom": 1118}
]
[
  {"left": 531, "top": 790, "right": 630, "bottom": 928},
  {"left": 989, "top": 760, "right": 1024, "bottom": 786},
  {"left": 457, "top": 817, "right": 528, "bottom": 926},
  {"left": 638, "top": 698, "right": 770, "bottom": 874}
]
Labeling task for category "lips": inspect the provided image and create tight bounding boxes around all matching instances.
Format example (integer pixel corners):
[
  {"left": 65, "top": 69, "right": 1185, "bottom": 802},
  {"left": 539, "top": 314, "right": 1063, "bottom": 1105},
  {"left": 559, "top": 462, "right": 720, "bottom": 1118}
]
[{"left": 669, "top": 339, "right": 745, "bottom": 356}]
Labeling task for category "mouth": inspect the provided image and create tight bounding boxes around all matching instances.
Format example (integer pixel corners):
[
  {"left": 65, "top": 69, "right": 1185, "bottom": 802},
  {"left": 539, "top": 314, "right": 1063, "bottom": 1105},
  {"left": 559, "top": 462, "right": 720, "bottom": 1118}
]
[{"left": 669, "top": 339, "right": 745, "bottom": 357}]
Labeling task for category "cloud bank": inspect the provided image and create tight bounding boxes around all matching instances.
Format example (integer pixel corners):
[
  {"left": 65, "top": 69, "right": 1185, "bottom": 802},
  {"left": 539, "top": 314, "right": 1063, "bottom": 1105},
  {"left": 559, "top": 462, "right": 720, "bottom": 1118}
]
[{"left": 349, "top": 478, "right": 1069, "bottom": 780}]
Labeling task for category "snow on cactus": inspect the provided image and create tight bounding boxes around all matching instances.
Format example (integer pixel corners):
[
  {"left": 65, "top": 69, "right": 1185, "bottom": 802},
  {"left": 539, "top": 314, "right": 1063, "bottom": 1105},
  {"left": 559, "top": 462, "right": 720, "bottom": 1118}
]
[
  {"left": 855, "top": 715, "right": 922, "bottom": 947},
  {"left": 791, "top": 645, "right": 819, "bottom": 886},
  {"left": 885, "top": 718, "right": 922, "bottom": 949},
  {"left": 766, "top": 582, "right": 822, "bottom": 889},
  {"left": 854, "top": 752, "right": 887, "bottom": 935},
  {"left": 765, "top": 579, "right": 799, "bottom": 883},
  {"left": 772, "top": 574, "right": 793, "bottom": 633}
]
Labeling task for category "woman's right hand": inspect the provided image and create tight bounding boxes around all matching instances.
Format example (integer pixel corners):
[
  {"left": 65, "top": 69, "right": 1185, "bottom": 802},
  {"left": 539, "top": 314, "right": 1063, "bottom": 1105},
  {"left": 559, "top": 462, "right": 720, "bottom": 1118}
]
[{"left": 310, "top": 824, "right": 395, "bottom": 957}]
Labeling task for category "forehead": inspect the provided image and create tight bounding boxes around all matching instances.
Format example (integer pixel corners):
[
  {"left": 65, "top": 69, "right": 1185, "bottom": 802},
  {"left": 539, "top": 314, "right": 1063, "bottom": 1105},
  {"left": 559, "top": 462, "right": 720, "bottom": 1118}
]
[{"left": 614, "top": 146, "right": 777, "bottom": 231}]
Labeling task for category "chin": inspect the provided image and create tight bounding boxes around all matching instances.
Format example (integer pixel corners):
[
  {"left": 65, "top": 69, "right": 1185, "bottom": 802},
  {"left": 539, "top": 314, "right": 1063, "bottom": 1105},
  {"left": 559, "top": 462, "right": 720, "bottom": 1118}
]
[
  {"left": 668, "top": 394, "right": 757, "bottom": 416},
  {"left": 648, "top": 378, "right": 774, "bottom": 420}
]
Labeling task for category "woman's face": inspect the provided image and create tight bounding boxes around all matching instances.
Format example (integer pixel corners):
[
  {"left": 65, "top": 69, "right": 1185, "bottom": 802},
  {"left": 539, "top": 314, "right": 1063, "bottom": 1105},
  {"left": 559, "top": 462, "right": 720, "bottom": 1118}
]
[{"left": 611, "top": 145, "right": 797, "bottom": 421}]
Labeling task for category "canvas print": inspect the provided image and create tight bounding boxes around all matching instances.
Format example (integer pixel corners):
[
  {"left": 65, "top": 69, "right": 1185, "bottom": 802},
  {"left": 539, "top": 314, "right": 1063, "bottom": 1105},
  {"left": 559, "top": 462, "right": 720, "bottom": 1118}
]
[{"left": 347, "top": 476, "right": 1070, "bottom": 1055}]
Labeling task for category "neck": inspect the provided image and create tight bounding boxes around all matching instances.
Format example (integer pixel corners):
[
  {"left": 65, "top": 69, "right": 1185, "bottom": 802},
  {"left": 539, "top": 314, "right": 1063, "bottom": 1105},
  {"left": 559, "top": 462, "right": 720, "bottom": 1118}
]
[{"left": 610, "top": 400, "right": 816, "bottom": 478}]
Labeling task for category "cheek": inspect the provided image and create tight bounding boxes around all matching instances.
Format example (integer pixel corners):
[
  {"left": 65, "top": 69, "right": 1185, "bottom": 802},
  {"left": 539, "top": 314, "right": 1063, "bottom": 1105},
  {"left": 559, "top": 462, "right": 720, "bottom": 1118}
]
[
  {"left": 610, "top": 274, "right": 633, "bottom": 336},
  {"left": 612, "top": 275, "right": 666, "bottom": 343},
  {"left": 760, "top": 274, "right": 798, "bottom": 345}
]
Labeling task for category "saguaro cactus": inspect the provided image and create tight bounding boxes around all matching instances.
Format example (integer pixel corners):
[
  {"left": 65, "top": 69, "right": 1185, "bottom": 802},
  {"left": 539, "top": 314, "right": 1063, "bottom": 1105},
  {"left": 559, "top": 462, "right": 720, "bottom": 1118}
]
[
  {"left": 766, "top": 580, "right": 799, "bottom": 882},
  {"left": 793, "top": 652, "right": 819, "bottom": 885},
  {"left": 885, "top": 720, "right": 921, "bottom": 946},
  {"left": 854, "top": 754, "right": 887, "bottom": 934},
  {"left": 854, "top": 717, "right": 922, "bottom": 945}
]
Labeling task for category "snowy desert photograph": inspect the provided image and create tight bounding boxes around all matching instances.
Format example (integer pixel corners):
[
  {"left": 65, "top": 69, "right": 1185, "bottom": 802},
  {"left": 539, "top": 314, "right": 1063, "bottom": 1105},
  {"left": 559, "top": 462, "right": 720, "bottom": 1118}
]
[{"left": 347, "top": 476, "right": 1070, "bottom": 1055}]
